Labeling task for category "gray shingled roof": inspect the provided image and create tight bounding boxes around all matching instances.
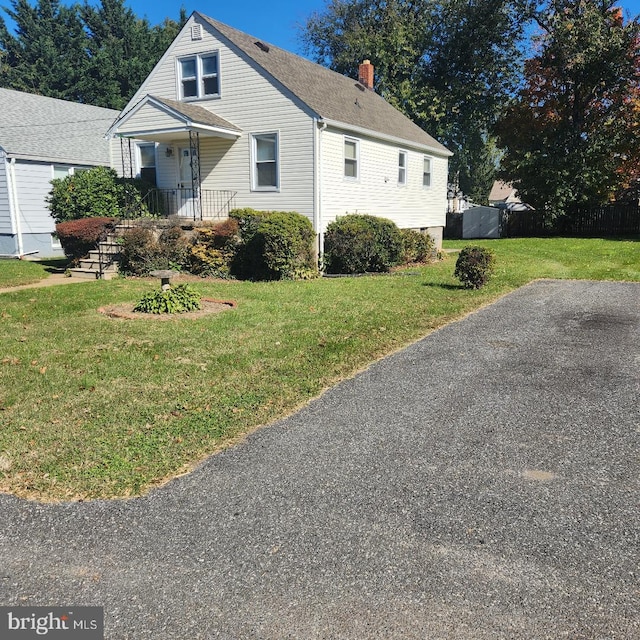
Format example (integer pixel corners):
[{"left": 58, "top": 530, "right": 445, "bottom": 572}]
[
  {"left": 198, "top": 13, "right": 451, "bottom": 155},
  {"left": 0, "top": 88, "right": 119, "bottom": 165},
  {"left": 151, "top": 96, "right": 242, "bottom": 132}
]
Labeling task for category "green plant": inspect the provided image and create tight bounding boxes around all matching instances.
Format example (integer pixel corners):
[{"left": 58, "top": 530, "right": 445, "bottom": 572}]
[
  {"left": 400, "top": 229, "right": 436, "bottom": 264},
  {"left": 231, "top": 209, "right": 317, "bottom": 280},
  {"left": 323, "top": 214, "right": 404, "bottom": 274},
  {"left": 54, "top": 217, "right": 116, "bottom": 264},
  {"left": 118, "top": 227, "right": 162, "bottom": 276},
  {"left": 133, "top": 283, "right": 202, "bottom": 314},
  {"left": 454, "top": 245, "right": 496, "bottom": 288},
  {"left": 187, "top": 220, "right": 239, "bottom": 278},
  {"left": 48, "top": 167, "right": 118, "bottom": 223},
  {"left": 158, "top": 223, "right": 190, "bottom": 271}
]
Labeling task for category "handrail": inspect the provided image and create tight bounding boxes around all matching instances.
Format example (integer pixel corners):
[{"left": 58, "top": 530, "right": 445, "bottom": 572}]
[{"left": 141, "top": 188, "right": 237, "bottom": 220}]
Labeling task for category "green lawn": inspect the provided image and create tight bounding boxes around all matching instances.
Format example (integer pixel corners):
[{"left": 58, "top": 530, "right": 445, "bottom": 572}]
[
  {"left": 0, "top": 237, "right": 638, "bottom": 501},
  {"left": 0, "top": 258, "right": 67, "bottom": 288}
]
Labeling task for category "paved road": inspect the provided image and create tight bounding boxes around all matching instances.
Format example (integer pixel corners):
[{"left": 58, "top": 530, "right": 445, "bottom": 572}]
[{"left": 1, "top": 280, "right": 639, "bottom": 639}]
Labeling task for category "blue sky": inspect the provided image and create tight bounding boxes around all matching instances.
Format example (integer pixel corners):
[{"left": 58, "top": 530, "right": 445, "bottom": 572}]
[{"left": 2, "top": 0, "right": 640, "bottom": 56}]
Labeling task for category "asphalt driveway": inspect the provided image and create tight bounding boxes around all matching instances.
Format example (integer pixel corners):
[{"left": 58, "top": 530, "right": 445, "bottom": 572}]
[{"left": 1, "top": 279, "right": 638, "bottom": 639}]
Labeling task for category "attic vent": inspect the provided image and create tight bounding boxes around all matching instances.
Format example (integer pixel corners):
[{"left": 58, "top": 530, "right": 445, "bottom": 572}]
[
  {"left": 254, "top": 41, "right": 270, "bottom": 53},
  {"left": 191, "top": 24, "right": 203, "bottom": 41},
  {"left": 355, "top": 83, "right": 366, "bottom": 91}
]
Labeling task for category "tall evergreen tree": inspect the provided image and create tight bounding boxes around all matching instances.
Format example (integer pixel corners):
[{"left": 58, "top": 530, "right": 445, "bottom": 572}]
[
  {"left": 80, "top": 0, "right": 185, "bottom": 110},
  {"left": 0, "top": 0, "right": 186, "bottom": 108},
  {"left": 0, "top": 0, "right": 89, "bottom": 101}
]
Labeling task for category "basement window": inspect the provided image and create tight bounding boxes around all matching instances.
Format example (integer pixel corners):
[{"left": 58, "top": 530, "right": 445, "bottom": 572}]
[{"left": 179, "top": 52, "right": 220, "bottom": 100}]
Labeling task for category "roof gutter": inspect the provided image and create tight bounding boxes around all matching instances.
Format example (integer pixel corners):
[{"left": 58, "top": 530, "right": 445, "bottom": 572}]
[{"left": 318, "top": 118, "right": 453, "bottom": 157}]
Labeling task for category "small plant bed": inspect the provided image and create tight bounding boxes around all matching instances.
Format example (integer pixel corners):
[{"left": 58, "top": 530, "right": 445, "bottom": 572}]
[{"left": 99, "top": 298, "right": 236, "bottom": 320}]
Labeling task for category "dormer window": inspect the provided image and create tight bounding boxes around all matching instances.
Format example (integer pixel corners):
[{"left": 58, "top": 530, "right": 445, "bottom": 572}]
[{"left": 178, "top": 52, "right": 219, "bottom": 100}]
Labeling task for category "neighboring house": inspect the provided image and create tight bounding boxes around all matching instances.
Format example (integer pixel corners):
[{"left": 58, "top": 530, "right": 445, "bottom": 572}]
[
  {"left": 488, "top": 180, "right": 533, "bottom": 211},
  {"left": 107, "top": 12, "right": 452, "bottom": 251},
  {"left": 0, "top": 89, "right": 120, "bottom": 258}
]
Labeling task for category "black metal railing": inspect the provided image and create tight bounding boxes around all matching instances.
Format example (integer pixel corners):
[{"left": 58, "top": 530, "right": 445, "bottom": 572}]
[{"left": 142, "top": 188, "right": 237, "bottom": 221}]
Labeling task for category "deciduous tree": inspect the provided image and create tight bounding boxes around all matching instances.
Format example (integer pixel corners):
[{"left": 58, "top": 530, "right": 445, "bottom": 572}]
[
  {"left": 495, "top": 1, "right": 640, "bottom": 218},
  {"left": 301, "top": 0, "right": 529, "bottom": 202}
]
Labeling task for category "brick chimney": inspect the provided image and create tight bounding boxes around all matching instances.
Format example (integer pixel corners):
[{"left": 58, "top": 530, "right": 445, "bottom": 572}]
[{"left": 358, "top": 60, "right": 374, "bottom": 90}]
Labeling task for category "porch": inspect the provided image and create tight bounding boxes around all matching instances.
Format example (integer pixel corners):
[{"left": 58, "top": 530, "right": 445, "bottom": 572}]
[{"left": 142, "top": 188, "right": 237, "bottom": 221}]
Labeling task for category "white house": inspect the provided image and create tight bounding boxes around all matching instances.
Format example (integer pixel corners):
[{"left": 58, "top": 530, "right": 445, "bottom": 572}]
[
  {"left": 107, "top": 12, "right": 452, "bottom": 250},
  {"left": 0, "top": 89, "right": 120, "bottom": 258}
]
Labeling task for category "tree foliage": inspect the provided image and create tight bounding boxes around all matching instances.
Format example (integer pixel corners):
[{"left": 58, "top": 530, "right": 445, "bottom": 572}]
[
  {"left": 0, "top": 0, "right": 186, "bottom": 109},
  {"left": 301, "top": 0, "right": 530, "bottom": 202},
  {"left": 495, "top": 1, "right": 640, "bottom": 217}
]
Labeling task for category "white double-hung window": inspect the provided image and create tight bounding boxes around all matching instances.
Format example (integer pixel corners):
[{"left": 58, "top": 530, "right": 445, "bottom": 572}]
[
  {"left": 179, "top": 52, "right": 219, "bottom": 100},
  {"left": 423, "top": 156, "right": 432, "bottom": 188},
  {"left": 344, "top": 137, "right": 359, "bottom": 179},
  {"left": 251, "top": 132, "right": 279, "bottom": 190},
  {"left": 398, "top": 151, "right": 407, "bottom": 185}
]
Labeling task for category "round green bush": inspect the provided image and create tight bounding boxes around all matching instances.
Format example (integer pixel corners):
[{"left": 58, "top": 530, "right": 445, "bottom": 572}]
[
  {"left": 133, "top": 284, "right": 202, "bottom": 314},
  {"left": 323, "top": 214, "right": 404, "bottom": 274},
  {"left": 48, "top": 166, "right": 149, "bottom": 223},
  {"left": 454, "top": 245, "right": 496, "bottom": 289},
  {"left": 230, "top": 209, "right": 317, "bottom": 280},
  {"left": 400, "top": 228, "right": 436, "bottom": 264}
]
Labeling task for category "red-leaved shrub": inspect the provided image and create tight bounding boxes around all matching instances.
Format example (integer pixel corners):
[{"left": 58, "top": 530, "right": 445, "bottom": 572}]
[{"left": 55, "top": 217, "right": 116, "bottom": 264}]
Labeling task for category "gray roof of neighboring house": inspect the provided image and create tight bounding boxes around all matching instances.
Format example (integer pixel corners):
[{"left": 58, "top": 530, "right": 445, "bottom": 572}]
[
  {"left": 152, "top": 96, "right": 242, "bottom": 132},
  {"left": 489, "top": 180, "right": 519, "bottom": 202},
  {"left": 0, "top": 88, "right": 119, "bottom": 165},
  {"left": 199, "top": 13, "right": 451, "bottom": 156}
]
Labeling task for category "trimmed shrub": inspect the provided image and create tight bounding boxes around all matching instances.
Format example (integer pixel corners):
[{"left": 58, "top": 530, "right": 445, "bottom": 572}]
[
  {"left": 400, "top": 229, "right": 436, "bottom": 264},
  {"left": 118, "top": 227, "right": 163, "bottom": 276},
  {"left": 158, "top": 223, "right": 190, "bottom": 270},
  {"left": 259, "top": 212, "right": 317, "bottom": 279},
  {"left": 454, "top": 245, "right": 496, "bottom": 289},
  {"left": 187, "top": 219, "right": 240, "bottom": 278},
  {"left": 48, "top": 167, "right": 147, "bottom": 223},
  {"left": 323, "top": 214, "right": 404, "bottom": 274},
  {"left": 134, "top": 284, "right": 202, "bottom": 314},
  {"left": 231, "top": 209, "right": 317, "bottom": 280},
  {"left": 55, "top": 217, "right": 116, "bottom": 264}
]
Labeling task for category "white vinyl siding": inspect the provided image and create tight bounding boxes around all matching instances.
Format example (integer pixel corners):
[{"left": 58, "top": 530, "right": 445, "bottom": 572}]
[
  {"left": 120, "top": 15, "right": 316, "bottom": 221},
  {"left": 320, "top": 126, "right": 448, "bottom": 231}
]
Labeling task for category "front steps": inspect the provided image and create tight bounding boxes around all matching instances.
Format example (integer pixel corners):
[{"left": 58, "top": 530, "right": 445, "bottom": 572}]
[{"left": 69, "top": 234, "right": 122, "bottom": 280}]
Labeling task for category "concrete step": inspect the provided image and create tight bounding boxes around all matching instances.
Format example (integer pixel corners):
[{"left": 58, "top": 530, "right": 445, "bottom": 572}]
[
  {"left": 70, "top": 266, "right": 119, "bottom": 281},
  {"left": 87, "top": 249, "right": 120, "bottom": 261},
  {"left": 69, "top": 268, "right": 100, "bottom": 280},
  {"left": 78, "top": 259, "right": 119, "bottom": 271}
]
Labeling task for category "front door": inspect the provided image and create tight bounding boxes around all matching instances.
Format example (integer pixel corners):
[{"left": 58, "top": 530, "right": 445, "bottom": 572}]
[{"left": 177, "top": 147, "right": 197, "bottom": 218}]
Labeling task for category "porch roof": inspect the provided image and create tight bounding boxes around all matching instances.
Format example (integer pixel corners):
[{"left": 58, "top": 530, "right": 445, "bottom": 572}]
[{"left": 108, "top": 95, "right": 242, "bottom": 142}]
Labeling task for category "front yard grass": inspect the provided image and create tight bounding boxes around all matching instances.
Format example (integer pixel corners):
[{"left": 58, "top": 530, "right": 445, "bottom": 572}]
[
  {"left": 0, "top": 237, "right": 638, "bottom": 501},
  {"left": 0, "top": 258, "right": 67, "bottom": 288}
]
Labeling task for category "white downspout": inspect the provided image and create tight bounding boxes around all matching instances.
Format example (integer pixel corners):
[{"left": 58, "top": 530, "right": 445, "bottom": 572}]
[
  {"left": 314, "top": 119, "right": 327, "bottom": 263},
  {"left": 7, "top": 158, "right": 24, "bottom": 257}
]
